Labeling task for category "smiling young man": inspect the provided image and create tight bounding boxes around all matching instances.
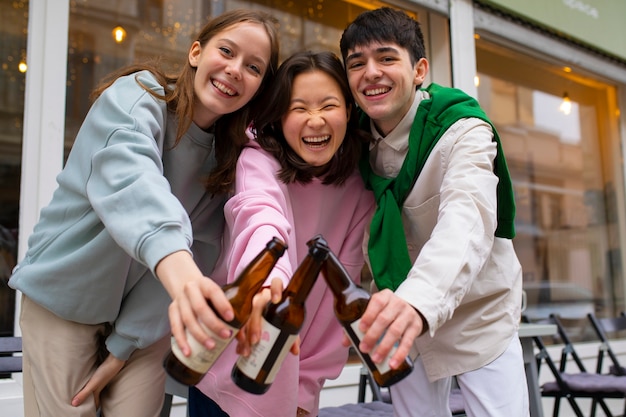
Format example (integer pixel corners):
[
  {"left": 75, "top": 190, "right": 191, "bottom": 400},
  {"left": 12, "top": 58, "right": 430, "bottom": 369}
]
[{"left": 340, "top": 8, "right": 529, "bottom": 417}]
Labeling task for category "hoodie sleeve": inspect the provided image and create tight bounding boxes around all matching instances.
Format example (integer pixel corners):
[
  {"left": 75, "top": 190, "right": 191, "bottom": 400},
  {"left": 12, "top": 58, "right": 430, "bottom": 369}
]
[
  {"left": 220, "top": 144, "right": 294, "bottom": 286},
  {"left": 84, "top": 71, "right": 193, "bottom": 274},
  {"left": 106, "top": 272, "right": 172, "bottom": 360}
]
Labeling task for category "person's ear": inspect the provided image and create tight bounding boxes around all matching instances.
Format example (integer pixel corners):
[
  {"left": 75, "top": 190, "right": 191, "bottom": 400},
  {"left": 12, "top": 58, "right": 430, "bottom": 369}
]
[
  {"left": 346, "top": 103, "right": 352, "bottom": 121},
  {"left": 414, "top": 58, "right": 429, "bottom": 86},
  {"left": 188, "top": 41, "right": 202, "bottom": 68}
]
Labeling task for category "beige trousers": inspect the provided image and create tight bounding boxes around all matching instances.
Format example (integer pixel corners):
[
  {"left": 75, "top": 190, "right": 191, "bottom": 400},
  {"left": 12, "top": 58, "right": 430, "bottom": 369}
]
[{"left": 20, "top": 295, "right": 170, "bottom": 417}]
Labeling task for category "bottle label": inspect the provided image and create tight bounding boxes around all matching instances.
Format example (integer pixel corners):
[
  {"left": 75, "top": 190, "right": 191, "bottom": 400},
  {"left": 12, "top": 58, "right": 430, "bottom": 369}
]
[
  {"left": 171, "top": 321, "right": 238, "bottom": 373},
  {"left": 349, "top": 319, "right": 397, "bottom": 374},
  {"left": 236, "top": 318, "right": 296, "bottom": 383}
]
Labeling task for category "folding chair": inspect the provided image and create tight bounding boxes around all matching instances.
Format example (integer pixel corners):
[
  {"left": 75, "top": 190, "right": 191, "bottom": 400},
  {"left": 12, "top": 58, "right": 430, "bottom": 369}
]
[
  {"left": 160, "top": 375, "right": 188, "bottom": 417},
  {"left": 525, "top": 313, "right": 626, "bottom": 417},
  {"left": 356, "top": 366, "right": 466, "bottom": 416},
  {"left": 357, "top": 365, "right": 390, "bottom": 403},
  {"left": 0, "top": 336, "right": 22, "bottom": 377},
  {"left": 588, "top": 313, "right": 626, "bottom": 376}
]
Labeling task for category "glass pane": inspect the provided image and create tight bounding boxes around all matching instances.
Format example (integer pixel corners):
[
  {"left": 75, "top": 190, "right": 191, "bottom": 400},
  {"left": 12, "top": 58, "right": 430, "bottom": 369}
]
[
  {"left": 65, "top": 0, "right": 397, "bottom": 155},
  {"left": 476, "top": 39, "right": 624, "bottom": 321},
  {"left": 0, "top": 0, "right": 27, "bottom": 345}
]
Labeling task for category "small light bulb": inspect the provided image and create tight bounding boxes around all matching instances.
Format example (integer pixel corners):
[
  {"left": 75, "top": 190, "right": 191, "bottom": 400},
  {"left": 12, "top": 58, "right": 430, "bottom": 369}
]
[
  {"left": 559, "top": 93, "right": 572, "bottom": 115},
  {"left": 18, "top": 60, "right": 27, "bottom": 73},
  {"left": 112, "top": 26, "right": 127, "bottom": 43}
]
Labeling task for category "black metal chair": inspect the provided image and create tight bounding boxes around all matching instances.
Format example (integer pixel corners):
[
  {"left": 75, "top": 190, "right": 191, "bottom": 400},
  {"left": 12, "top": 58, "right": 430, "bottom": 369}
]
[
  {"left": 0, "top": 336, "right": 22, "bottom": 377},
  {"left": 524, "top": 314, "right": 626, "bottom": 417},
  {"left": 587, "top": 313, "right": 626, "bottom": 377},
  {"left": 160, "top": 375, "right": 189, "bottom": 417},
  {"left": 354, "top": 366, "right": 466, "bottom": 416}
]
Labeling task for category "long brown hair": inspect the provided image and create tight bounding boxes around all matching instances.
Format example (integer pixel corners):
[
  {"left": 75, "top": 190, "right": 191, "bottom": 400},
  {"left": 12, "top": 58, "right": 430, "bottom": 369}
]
[
  {"left": 91, "top": 9, "right": 280, "bottom": 194},
  {"left": 253, "top": 51, "right": 370, "bottom": 185}
]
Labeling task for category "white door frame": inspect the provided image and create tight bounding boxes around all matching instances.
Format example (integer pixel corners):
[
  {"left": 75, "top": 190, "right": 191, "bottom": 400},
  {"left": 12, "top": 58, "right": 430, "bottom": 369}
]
[{"left": 1, "top": 0, "right": 69, "bottom": 414}]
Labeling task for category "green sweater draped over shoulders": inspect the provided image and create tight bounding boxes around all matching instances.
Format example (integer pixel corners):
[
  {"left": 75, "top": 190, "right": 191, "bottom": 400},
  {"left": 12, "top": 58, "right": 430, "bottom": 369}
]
[{"left": 359, "top": 83, "right": 516, "bottom": 291}]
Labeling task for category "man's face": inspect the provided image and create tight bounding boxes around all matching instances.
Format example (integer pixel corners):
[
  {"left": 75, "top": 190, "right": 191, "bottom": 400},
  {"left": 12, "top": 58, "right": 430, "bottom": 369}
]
[{"left": 344, "top": 41, "right": 427, "bottom": 136}]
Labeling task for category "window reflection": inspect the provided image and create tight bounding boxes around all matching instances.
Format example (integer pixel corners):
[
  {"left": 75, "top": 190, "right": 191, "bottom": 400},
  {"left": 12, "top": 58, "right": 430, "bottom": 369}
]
[
  {"left": 0, "top": 0, "right": 27, "bottom": 343},
  {"left": 64, "top": 0, "right": 382, "bottom": 156},
  {"left": 476, "top": 40, "right": 622, "bottom": 320},
  {"left": 533, "top": 91, "right": 581, "bottom": 144}
]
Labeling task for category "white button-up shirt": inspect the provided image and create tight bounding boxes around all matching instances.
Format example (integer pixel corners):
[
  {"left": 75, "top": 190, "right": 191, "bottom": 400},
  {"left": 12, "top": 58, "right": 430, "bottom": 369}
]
[{"left": 364, "top": 90, "right": 523, "bottom": 380}]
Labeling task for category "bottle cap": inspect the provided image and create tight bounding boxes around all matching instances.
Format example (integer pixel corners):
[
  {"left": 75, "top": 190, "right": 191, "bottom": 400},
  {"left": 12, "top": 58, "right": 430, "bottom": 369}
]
[
  {"left": 267, "top": 237, "right": 287, "bottom": 256},
  {"left": 306, "top": 235, "right": 330, "bottom": 261}
]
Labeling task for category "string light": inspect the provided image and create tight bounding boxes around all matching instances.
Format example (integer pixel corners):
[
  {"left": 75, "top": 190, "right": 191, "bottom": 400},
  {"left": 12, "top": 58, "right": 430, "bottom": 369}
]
[
  {"left": 112, "top": 25, "right": 127, "bottom": 43},
  {"left": 559, "top": 92, "right": 572, "bottom": 115},
  {"left": 18, "top": 60, "right": 27, "bottom": 73}
]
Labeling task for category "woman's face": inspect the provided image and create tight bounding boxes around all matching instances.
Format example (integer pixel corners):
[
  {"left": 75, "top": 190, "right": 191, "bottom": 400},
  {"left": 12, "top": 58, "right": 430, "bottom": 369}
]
[
  {"left": 188, "top": 22, "right": 272, "bottom": 129},
  {"left": 281, "top": 70, "right": 350, "bottom": 167}
]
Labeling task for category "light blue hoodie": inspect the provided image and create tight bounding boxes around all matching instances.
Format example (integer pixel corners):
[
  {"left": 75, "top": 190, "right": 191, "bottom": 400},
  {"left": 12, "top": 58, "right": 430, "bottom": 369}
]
[{"left": 10, "top": 71, "right": 226, "bottom": 360}]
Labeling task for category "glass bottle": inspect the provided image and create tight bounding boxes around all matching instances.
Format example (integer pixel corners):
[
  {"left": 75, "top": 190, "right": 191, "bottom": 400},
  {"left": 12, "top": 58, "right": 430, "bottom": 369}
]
[
  {"left": 163, "top": 237, "right": 287, "bottom": 386},
  {"left": 321, "top": 249, "right": 413, "bottom": 387},
  {"left": 231, "top": 235, "right": 329, "bottom": 394}
]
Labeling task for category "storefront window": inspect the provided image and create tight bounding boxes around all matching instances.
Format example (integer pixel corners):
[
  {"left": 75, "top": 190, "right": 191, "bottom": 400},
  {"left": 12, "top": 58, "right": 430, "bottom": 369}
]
[
  {"left": 0, "top": 0, "right": 26, "bottom": 345},
  {"left": 476, "top": 39, "right": 624, "bottom": 320},
  {"left": 64, "top": 0, "right": 388, "bottom": 155}
]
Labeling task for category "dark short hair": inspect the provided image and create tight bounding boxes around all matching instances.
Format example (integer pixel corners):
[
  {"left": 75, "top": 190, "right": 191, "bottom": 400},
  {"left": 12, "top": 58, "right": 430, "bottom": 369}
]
[
  {"left": 340, "top": 7, "right": 426, "bottom": 66},
  {"left": 252, "top": 50, "right": 371, "bottom": 185}
]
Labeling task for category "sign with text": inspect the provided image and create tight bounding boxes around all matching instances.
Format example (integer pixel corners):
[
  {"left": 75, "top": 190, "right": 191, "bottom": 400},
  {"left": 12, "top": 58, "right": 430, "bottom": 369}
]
[{"left": 478, "top": 0, "right": 626, "bottom": 61}]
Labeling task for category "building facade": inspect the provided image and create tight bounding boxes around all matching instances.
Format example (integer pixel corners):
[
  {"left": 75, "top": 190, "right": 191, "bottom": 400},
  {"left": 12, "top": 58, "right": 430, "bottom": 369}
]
[{"left": 1, "top": 0, "right": 625, "bottom": 414}]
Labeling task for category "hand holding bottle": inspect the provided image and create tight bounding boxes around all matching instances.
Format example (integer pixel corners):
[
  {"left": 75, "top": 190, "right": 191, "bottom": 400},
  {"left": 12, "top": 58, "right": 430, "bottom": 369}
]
[
  {"left": 355, "top": 288, "right": 421, "bottom": 376},
  {"left": 231, "top": 235, "right": 329, "bottom": 394},
  {"left": 164, "top": 238, "right": 287, "bottom": 385},
  {"left": 322, "top": 250, "right": 414, "bottom": 387},
  {"left": 159, "top": 250, "right": 236, "bottom": 357},
  {"left": 235, "top": 277, "right": 300, "bottom": 358}
]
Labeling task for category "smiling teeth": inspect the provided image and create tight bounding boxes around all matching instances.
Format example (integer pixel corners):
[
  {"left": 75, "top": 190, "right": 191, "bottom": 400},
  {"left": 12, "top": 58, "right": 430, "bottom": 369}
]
[
  {"left": 303, "top": 135, "right": 330, "bottom": 143},
  {"left": 213, "top": 80, "right": 236, "bottom": 96},
  {"left": 365, "top": 87, "right": 390, "bottom": 96}
]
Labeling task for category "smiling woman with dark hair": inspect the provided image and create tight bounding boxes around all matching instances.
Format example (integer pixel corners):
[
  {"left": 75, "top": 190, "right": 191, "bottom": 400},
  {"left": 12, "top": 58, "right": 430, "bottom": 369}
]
[{"left": 189, "top": 50, "right": 376, "bottom": 417}]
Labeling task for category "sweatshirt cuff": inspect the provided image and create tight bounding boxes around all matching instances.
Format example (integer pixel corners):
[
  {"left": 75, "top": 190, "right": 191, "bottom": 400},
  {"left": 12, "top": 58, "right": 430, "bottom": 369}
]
[
  {"left": 106, "top": 331, "right": 137, "bottom": 361},
  {"left": 141, "top": 227, "right": 192, "bottom": 276}
]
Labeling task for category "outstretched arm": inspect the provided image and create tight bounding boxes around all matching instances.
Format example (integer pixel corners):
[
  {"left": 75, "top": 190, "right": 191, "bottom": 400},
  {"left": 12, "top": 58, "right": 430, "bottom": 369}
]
[{"left": 158, "top": 250, "right": 234, "bottom": 356}]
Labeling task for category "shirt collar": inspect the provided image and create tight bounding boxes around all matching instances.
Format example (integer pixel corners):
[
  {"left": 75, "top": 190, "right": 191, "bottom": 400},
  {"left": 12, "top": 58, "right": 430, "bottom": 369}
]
[{"left": 369, "top": 89, "right": 429, "bottom": 151}]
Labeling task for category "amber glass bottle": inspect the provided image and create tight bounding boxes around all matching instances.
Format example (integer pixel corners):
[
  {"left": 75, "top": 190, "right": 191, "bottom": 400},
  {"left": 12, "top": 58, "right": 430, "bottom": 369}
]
[
  {"left": 163, "top": 237, "right": 287, "bottom": 386},
  {"left": 231, "top": 235, "right": 329, "bottom": 394},
  {"left": 321, "top": 249, "right": 413, "bottom": 387}
]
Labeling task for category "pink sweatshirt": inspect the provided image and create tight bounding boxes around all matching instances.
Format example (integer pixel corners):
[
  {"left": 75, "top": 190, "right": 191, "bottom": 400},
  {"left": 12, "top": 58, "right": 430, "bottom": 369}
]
[{"left": 195, "top": 139, "right": 375, "bottom": 417}]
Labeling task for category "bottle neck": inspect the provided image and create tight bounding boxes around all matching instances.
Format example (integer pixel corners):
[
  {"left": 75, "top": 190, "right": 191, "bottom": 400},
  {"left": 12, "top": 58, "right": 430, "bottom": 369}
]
[
  {"left": 228, "top": 250, "right": 278, "bottom": 294},
  {"left": 287, "top": 238, "right": 329, "bottom": 304},
  {"left": 228, "top": 238, "right": 286, "bottom": 293},
  {"left": 224, "top": 238, "right": 287, "bottom": 324},
  {"left": 321, "top": 251, "right": 353, "bottom": 294},
  {"left": 287, "top": 256, "right": 323, "bottom": 305}
]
